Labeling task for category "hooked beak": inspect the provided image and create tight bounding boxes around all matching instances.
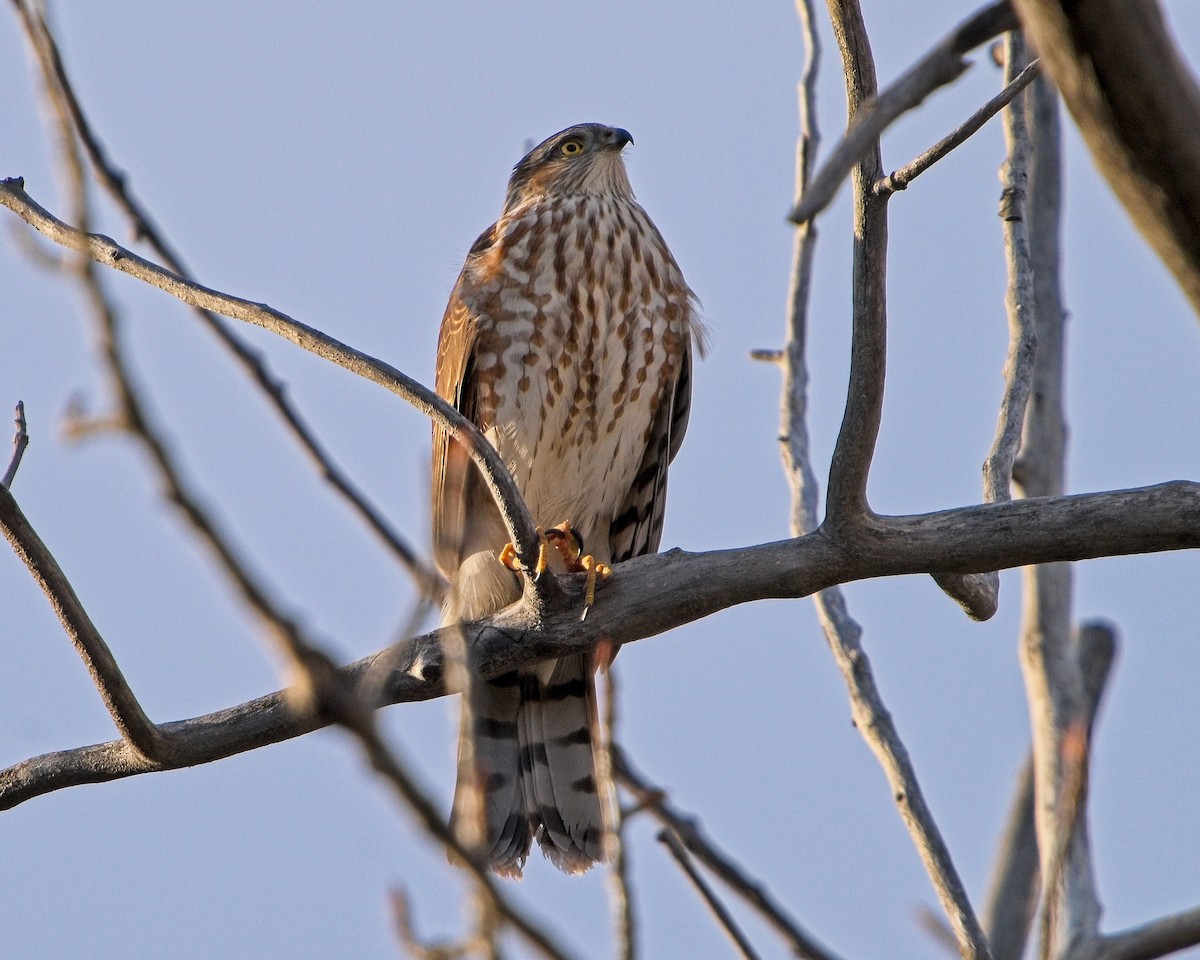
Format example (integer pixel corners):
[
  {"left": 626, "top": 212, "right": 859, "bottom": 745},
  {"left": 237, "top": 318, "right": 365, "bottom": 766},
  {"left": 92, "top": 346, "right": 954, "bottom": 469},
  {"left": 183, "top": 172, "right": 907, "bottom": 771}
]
[{"left": 605, "top": 127, "right": 634, "bottom": 150}]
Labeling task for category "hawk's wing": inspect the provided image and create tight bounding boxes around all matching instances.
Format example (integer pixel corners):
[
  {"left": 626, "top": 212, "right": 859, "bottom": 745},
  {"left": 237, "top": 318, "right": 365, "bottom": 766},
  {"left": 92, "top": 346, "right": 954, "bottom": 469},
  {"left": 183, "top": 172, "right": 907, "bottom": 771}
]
[
  {"left": 608, "top": 343, "right": 694, "bottom": 564},
  {"left": 432, "top": 274, "right": 486, "bottom": 581}
]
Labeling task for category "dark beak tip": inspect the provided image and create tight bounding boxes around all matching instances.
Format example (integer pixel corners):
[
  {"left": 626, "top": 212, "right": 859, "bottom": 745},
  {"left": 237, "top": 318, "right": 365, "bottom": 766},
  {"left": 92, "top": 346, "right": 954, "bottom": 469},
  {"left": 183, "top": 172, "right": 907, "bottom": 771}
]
[{"left": 611, "top": 127, "right": 634, "bottom": 149}]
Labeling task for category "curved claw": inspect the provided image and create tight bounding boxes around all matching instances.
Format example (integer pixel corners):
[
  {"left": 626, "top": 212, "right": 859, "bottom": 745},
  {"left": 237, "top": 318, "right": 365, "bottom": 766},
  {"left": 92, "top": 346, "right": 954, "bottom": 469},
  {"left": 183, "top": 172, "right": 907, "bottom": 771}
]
[{"left": 498, "top": 527, "right": 550, "bottom": 579}]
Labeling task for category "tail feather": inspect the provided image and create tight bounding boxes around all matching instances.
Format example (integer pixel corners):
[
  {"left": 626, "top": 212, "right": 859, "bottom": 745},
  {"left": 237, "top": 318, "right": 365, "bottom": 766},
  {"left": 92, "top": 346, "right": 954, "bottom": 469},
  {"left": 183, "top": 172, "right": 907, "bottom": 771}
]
[
  {"left": 451, "top": 671, "right": 533, "bottom": 878},
  {"left": 527, "top": 655, "right": 608, "bottom": 872}
]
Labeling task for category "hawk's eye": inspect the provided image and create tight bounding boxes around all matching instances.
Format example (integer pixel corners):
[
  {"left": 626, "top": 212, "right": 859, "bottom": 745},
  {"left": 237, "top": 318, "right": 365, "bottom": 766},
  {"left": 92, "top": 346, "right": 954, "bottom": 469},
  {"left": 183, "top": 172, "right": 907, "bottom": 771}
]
[{"left": 559, "top": 139, "right": 584, "bottom": 158}]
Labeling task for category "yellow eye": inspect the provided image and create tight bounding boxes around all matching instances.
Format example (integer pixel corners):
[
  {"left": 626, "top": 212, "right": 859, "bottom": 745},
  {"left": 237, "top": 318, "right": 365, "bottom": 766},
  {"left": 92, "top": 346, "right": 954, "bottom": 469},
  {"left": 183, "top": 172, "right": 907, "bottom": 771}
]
[{"left": 559, "top": 138, "right": 584, "bottom": 157}]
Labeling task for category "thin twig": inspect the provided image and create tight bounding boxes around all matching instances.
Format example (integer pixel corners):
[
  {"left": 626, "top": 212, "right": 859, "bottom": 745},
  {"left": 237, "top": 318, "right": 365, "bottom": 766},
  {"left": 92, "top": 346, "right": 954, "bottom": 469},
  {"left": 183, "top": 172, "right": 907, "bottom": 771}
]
[
  {"left": 0, "top": 176, "right": 553, "bottom": 603},
  {"left": 10, "top": 0, "right": 443, "bottom": 602},
  {"left": 779, "top": 0, "right": 823, "bottom": 541},
  {"left": 615, "top": 747, "right": 842, "bottom": 960},
  {"left": 878, "top": 59, "right": 1040, "bottom": 196},
  {"left": 390, "top": 888, "right": 469, "bottom": 960},
  {"left": 982, "top": 757, "right": 1039, "bottom": 960},
  {"left": 657, "top": 829, "right": 763, "bottom": 960},
  {"left": 791, "top": 0, "right": 1018, "bottom": 223},
  {"left": 2, "top": 401, "right": 29, "bottom": 489},
  {"left": 926, "top": 58, "right": 1043, "bottom": 624}
]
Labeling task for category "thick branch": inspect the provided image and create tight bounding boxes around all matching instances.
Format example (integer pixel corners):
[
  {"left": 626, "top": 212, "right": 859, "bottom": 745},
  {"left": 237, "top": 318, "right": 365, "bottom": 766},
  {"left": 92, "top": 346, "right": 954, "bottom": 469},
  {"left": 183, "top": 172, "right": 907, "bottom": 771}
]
[
  {"left": 983, "top": 623, "right": 1117, "bottom": 960},
  {"left": 0, "top": 177, "right": 546, "bottom": 582},
  {"left": 822, "top": 0, "right": 888, "bottom": 526},
  {"left": 6, "top": 488, "right": 1193, "bottom": 804},
  {"left": 1012, "top": 0, "right": 1200, "bottom": 318},
  {"left": 1086, "top": 907, "right": 1200, "bottom": 960}
]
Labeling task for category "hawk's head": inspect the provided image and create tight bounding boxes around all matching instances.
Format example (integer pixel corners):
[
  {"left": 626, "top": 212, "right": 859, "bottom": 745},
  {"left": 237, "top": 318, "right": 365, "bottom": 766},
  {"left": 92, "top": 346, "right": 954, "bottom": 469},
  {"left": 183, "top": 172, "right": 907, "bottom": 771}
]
[{"left": 504, "top": 123, "right": 635, "bottom": 210}]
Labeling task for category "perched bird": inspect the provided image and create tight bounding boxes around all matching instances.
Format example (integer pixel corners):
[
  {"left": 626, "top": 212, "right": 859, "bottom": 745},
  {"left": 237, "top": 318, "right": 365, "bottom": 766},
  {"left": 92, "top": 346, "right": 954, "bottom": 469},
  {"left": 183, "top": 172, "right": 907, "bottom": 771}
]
[{"left": 432, "top": 122, "right": 702, "bottom": 876}]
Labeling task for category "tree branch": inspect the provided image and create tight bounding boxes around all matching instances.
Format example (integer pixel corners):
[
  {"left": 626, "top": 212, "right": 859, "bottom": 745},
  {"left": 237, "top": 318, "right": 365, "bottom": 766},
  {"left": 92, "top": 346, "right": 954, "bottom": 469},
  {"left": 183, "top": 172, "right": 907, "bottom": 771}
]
[
  {"left": 1086, "top": 907, "right": 1200, "bottom": 960},
  {"left": 9, "top": 0, "right": 442, "bottom": 601},
  {"left": 791, "top": 0, "right": 1019, "bottom": 224},
  {"left": 616, "top": 747, "right": 843, "bottom": 960},
  {"left": 1, "top": 401, "right": 29, "bottom": 489},
  {"left": 821, "top": 0, "right": 888, "bottom": 526},
  {"left": 983, "top": 622, "right": 1117, "bottom": 960},
  {"left": 0, "top": 177, "right": 550, "bottom": 592},
  {"left": 657, "top": 829, "right": 764, "bottom": 960},
  {"left": 878, "top": 59, "right": 1041, "bottom": 196},
  {"left": 819, "top": 8, "right": 990, "bottom": 950},
  {"left": 3, "top": 480, "right": 1198, "bottom": 809},
  {"left": 0, "top": 484, "right": 164, "bottom": 759},
  {"left": 1011, "top": 0, "right": 1200, "bottom": 319}
]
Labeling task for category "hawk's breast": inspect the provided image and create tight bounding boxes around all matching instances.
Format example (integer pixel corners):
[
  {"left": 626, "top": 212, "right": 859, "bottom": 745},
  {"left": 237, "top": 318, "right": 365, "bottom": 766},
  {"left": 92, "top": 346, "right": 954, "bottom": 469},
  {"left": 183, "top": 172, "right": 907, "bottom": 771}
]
[{"left": 466, "top": 195, "right": 690, "bottom": 558}]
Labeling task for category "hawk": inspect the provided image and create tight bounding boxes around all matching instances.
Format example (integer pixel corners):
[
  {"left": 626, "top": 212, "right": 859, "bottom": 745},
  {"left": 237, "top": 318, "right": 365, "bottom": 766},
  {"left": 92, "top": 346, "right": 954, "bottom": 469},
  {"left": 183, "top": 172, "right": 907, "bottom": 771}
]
[{"left": 432, "top": 122, "right": 701, "bottom": 876}]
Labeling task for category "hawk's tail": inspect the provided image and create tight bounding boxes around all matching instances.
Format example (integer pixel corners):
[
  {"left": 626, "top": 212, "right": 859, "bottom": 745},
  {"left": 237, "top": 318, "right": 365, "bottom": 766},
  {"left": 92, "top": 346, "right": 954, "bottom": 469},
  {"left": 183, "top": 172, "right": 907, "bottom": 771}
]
[
  {"left": 522, "top": 654, "right": 610, "bottom": 873},
  {"left": 451, "top": 655, "right": 610, "bottom": 876}
]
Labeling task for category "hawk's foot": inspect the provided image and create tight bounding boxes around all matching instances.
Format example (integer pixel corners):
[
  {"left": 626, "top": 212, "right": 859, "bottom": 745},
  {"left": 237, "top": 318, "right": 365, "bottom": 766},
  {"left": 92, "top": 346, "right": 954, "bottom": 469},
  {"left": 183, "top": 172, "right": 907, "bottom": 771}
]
[
  {"left": 543, "top": 522, "right": 612, "bottom": 615},
  {"left": 498, "top": 527, "right": 550, "bottom": 580}
]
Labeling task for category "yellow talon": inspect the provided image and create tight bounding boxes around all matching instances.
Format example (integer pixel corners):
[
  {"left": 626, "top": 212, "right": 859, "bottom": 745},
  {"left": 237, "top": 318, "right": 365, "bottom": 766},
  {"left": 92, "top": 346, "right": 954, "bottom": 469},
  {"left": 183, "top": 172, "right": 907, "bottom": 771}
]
[
  {"left": 498, "top": 527, "right": 551, "bottom": 579},
  {"left": 581, "top": 555, "right": 612, "bottom": 612},
  {"left": 498, "top": 541, "right": 521, "bottom": 571}
]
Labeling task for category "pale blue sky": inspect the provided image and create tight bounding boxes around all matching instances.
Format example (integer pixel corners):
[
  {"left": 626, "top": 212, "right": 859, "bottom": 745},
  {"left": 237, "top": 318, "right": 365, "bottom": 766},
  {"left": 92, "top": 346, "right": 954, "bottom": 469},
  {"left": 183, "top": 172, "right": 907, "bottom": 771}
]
[{"left": 3, "top": 3, "right": 1200, "bottom": 958}]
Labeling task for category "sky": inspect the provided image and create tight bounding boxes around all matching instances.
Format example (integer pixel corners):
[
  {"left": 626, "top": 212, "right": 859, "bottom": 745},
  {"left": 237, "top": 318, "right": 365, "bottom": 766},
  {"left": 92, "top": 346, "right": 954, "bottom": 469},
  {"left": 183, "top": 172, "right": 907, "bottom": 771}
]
[{"left": 2, "top": 2, "right": 1200, "bottom": 958}]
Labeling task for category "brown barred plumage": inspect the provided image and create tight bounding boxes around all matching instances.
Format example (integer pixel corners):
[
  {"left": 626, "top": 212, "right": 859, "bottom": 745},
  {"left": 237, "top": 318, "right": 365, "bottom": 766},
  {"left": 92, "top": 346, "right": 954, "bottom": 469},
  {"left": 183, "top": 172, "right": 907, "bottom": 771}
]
[{"left": 432, "top": 123, "right": 702, "bottom": 876}]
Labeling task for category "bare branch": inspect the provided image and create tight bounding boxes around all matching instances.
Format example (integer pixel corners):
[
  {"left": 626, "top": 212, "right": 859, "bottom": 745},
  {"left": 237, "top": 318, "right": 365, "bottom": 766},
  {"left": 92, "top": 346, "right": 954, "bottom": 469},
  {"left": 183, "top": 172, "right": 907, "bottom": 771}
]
[
  {"left": 991, "top": 31, "right": 1105, "bottom": 955},
  {"left": 821, "top": 0, "right": 888, "bottom": 527},
  {"left": 0, "top": 177, "right": 551, "bottom": 592},
  {"left": 987, "top": 36, "right": 1038, "bottom": 510},
  {"left": 0, "top": 484, "right": 164, "bottom": 759},
  {"left": 391, "top": 889, "right": 468, "bottom": 960},
  {"left": 4, "top": 480, "right": 1197, "bottom": 810},
  {"left": 878, "top": 60, "right": 1041, "bottom": 196},
  {"left": 657, "top": 829, "right": 763, "bottom": 960},
  {"left": 1087, "top": 907, "right": 1200, "bottom": 960},
  {"left": 1011, "top": 0, "right": 1200, "bottom": 318},
  {"left": 820, "top": 7, "right": 990, "bottom": 951},
  {"left": 791, "top": 0, "right": 1018, "bottom": 223},
  {"left": 983, "top": 757, "right": 1039, "bottom": 960},
  {"left": 10, "top": 0, "right": 442, "bottom": 601},
  {"left": 1, "top": 401, "right": 29, "bottom": 489},
  {"left": 934, "top": 34, "right": 1043, "bottom": 630},
  {"left": 813, "top": 584, "right": 991, "bottom": 960},
  {"left": 616, "top": 747, "right": 842, "bottom": 960},
  {"left": 779, "top": 0, "right": 823, "bottom": 542},
  {"left": 984, "top": 623, "right": 1115, "bottom": 960},
  {"left": 604, "top": 673, "right": 637, "bottom": 960}
]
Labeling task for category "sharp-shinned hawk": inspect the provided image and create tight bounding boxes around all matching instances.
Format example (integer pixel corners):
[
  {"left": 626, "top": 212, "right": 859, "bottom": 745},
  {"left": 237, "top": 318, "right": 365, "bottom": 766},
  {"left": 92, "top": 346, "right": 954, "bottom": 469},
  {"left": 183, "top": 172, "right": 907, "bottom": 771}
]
[{"left": 432, "top": 122, "right": 702, "bottom": 876}]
